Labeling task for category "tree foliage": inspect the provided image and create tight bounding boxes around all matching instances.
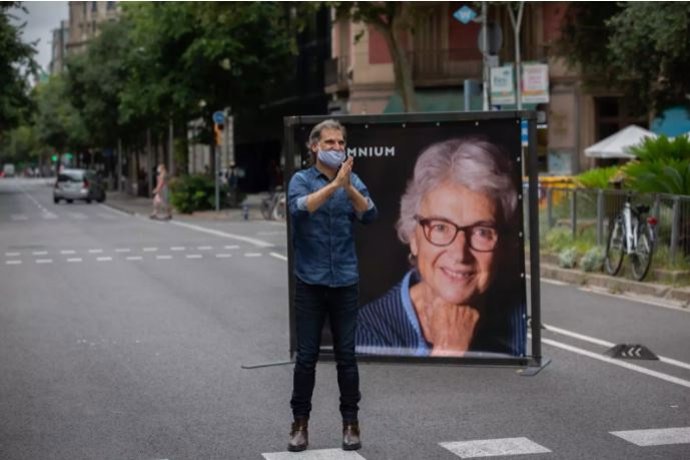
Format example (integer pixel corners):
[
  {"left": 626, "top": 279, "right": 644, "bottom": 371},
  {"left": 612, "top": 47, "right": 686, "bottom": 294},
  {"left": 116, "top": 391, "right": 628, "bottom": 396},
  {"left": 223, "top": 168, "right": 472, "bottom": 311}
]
[
  {"left": 33, "top": 75, "right": 87, "bottom": 153},
  {"left": 560, "top": 2, "right": 690, "bottom": 114},
  {"left": 0, "top": 2, "right": 37, "bottom": 134}
]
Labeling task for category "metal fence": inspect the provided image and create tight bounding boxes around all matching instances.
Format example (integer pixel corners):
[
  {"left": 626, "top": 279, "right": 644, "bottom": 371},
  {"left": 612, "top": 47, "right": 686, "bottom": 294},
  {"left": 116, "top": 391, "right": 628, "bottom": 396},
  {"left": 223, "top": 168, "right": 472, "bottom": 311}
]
[{"left": 526, "top": 186, "right": 690, "bottom": 268}]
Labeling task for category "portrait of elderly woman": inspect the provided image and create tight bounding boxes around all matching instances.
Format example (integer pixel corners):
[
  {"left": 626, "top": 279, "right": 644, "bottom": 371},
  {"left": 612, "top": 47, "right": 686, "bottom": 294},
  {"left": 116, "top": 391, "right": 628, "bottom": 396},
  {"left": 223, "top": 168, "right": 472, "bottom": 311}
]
[{"left": 356, "top": 137, "right": 526, "bottom": 357}]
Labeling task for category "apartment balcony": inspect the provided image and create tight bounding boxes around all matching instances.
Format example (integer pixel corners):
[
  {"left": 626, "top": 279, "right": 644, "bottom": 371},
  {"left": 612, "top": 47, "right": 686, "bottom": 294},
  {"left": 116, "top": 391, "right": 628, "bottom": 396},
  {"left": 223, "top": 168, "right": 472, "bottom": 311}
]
[{"left": 410, "top": 48, "right": 482, "bottom": 87}]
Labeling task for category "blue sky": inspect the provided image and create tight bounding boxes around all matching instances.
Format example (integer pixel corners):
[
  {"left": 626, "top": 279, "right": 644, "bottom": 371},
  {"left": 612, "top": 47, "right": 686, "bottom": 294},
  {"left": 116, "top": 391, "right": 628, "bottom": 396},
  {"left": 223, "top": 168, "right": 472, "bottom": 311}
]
[{"left": 9, "top": 1, "right": 69, "bottom": 73}]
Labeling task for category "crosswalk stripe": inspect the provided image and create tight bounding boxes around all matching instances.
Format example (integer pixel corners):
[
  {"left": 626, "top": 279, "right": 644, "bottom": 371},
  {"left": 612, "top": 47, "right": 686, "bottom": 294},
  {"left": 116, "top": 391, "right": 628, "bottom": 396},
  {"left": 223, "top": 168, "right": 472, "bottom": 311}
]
[
  {"left": 215, "top": 254, "right": 232, "bottom": 258},
  {"left": 143, "top": 247, "right": 158, "bottom": 252},
  {"left": 115, "top": 248, "right": 131, "bottom": 253},
  {"left": 197, "top": 245, "right": 213, "bottom": 250},
  {"left": 32, "top": 251, "right": 48, "bottom": 255},
  {"left": 67, "top": 258, "right": 82, "bottom": 263},
  {"left": 69, "top": 213, "right": 87, "bottom": 219},
  {"left": 224, "top": 245, "right": 239, "bottom": 250},
  {"left": 42, "top": 212, "right": 58, "bottom": 219},
  {"left": 88, "top": 249, "right": 103, "bottom": 254},
  {"left": 440, "top": 437, "right": 551, "bottom": 458},
  {"left": 186, "top": 254, "right": 202, "bottom": 259},
  {"left": 156, "top": 255, "right": 172, "bottom": 260},
  {"left": 96, "top": 257, "right": 112, "bottom": 262},
  {"left": 61, "top": 250, "right": 76, "bottom": 255},
  {"left": 126, "top": 256, "right": 143, "bottom": 261},
  {"left": 36, "top": 259, "right": 53, "bottom": 264},
  {"left": 170, "top": 246, "right": 186, "bottom": 251},
  {"left": 610, "top": 427, "right": 690, "bottom": 446},
  {"left": 5, "top": 252, "right": 20, "bottom": 257},
  {"left": 5, "top": 260, "right": 21, "bottom": 265},
  {"left": 262, "top": 449, "right": 366, "bottom": 460},
  {"left": 244, "top": 253, "right": 262, "bottom": 257}
]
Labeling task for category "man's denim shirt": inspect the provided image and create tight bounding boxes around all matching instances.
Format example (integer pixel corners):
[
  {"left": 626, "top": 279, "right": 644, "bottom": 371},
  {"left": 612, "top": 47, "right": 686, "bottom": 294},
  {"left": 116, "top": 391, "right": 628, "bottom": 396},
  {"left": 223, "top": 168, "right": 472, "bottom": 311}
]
[{"left": 288, "top": 166, "right": 377, "bottom": 287}]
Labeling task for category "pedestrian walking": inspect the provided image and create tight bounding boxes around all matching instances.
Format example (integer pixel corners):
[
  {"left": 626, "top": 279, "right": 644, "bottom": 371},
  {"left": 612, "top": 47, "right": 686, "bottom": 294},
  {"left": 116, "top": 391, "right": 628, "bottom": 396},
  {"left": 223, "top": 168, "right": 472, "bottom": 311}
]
[
  {"left": 150, "top": 163, "right": 171, "bottom": 220},
  {"left": 286, "top": 119, "right": 378, "bottom": 452}
]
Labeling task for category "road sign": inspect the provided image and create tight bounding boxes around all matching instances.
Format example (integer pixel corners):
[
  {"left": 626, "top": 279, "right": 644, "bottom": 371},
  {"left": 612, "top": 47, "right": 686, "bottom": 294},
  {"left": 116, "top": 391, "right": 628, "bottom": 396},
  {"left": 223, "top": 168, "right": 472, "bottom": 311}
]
[
  {"left": 521, "top": 120, "right": 529, "bottom": 147},
  {"left": 453, "top": 6, "right": 476, "bottom": 24},
  {"left": 213, "top": 111, "right": 225, "bottom": 125}
]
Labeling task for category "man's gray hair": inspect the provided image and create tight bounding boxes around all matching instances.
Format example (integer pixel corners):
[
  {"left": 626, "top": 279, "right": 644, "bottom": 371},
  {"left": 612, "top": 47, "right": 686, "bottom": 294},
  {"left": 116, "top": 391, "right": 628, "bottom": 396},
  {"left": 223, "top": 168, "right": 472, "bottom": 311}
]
[
  {"left": 307, "top": 119, "right": 347, "bottom": 148},
  {"left": 396, "top": 138, "right": 518, "bottom": 244}
]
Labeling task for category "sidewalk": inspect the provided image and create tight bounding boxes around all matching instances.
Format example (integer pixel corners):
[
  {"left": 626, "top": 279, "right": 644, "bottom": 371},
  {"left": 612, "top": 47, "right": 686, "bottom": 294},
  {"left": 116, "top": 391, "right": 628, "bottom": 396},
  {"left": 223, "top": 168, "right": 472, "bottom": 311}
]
[{"left": 105, "top": 191, "right": 269, "bottom": 222}]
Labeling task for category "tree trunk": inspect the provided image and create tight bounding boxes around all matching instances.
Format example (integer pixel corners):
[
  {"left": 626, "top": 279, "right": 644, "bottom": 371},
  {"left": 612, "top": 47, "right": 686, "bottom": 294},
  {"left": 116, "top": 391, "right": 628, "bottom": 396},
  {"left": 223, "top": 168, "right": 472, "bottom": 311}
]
[{"left": 376, "top": 23, "right": 418, "bottom": 113}]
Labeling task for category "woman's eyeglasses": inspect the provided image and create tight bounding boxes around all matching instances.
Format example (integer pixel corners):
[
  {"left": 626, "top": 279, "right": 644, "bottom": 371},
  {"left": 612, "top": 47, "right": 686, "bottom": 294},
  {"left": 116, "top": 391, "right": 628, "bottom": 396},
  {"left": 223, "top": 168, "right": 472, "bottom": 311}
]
[{"left": 414, "top": 215, "right": 499, "bottom": 252}]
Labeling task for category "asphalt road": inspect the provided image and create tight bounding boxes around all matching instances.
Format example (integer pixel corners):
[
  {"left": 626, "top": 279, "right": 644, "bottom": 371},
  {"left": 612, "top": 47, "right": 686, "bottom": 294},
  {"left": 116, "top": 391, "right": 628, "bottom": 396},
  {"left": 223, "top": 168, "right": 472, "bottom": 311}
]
[{"left": 1, "top": 178, "right": 689, "bottom": 460}]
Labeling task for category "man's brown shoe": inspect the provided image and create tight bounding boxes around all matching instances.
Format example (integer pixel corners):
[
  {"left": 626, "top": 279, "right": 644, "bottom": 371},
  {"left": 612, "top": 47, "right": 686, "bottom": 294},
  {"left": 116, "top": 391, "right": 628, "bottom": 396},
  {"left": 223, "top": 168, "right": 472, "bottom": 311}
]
[
  {"left": 287, "top": 418, "right": 308, "bottom": 452},
  {"left": 342, "top": 421, "right": 361, "bottom": 451}
]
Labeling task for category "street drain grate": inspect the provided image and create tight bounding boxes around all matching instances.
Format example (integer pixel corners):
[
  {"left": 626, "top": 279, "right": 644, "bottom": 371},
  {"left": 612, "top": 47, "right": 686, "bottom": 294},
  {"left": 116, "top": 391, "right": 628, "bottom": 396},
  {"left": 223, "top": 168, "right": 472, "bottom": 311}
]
[{"left": 604, "top": 344, "right": 659, "bottom": 360}]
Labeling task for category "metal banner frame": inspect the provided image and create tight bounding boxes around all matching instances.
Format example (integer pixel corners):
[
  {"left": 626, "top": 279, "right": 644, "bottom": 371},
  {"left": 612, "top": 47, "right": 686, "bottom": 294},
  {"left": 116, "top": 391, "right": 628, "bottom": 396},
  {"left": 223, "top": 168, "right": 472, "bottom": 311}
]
[{"left": 283, "top": 111, "right": 545, "bottom": 371}]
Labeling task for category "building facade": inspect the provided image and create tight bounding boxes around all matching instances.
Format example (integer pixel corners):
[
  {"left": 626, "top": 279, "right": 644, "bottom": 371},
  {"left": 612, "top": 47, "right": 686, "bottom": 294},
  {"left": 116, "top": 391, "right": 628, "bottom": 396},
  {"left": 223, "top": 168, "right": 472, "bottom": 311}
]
[
  {"left": 325, "top": 2, "right": 642, "bottom": 175},
  {"left": 49, "top": 20, "right": 69, "bottom": 75},
  {"left": 66, "top": 1, "right": 119, "bottom": 55}
]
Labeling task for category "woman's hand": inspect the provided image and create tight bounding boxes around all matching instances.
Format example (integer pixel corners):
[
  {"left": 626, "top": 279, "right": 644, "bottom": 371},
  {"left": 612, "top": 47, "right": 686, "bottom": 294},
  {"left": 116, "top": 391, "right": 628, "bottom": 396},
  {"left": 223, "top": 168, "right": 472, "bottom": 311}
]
[{"left": 418, "top": 299, "right": 480, "bottom": 357}]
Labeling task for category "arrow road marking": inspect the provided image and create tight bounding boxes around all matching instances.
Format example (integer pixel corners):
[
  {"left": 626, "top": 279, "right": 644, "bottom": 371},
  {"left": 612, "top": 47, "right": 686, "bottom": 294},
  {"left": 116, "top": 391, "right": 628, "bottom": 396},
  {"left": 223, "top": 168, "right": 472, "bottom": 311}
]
[{"left": 544, "top": 324, "right": 690, "bottom": 371}]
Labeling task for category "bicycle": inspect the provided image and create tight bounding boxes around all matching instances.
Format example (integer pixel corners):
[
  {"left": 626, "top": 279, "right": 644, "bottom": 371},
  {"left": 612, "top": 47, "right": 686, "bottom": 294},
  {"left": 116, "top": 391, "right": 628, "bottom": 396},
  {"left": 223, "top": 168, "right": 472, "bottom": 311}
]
[
  {"left": 604, "top": 195, "right": 657, "bottom": 281},
  {"left": 260, "top": 187, "right": 286, "bottom": 221}
]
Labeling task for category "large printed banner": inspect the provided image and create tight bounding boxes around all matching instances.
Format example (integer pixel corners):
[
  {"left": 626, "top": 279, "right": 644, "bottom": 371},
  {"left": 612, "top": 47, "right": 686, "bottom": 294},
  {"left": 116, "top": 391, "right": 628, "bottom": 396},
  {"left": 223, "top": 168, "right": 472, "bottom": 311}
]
[{"left": 286, "top": 114, "right": 528, "bottom": 362}]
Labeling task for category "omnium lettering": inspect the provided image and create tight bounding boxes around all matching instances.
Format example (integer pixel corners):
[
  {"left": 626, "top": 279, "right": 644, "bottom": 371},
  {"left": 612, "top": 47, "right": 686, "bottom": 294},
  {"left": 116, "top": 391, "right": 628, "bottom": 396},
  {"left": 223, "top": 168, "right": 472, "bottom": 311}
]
[{"left": 346, "top": 146, "right": 396, "bottom": 157}]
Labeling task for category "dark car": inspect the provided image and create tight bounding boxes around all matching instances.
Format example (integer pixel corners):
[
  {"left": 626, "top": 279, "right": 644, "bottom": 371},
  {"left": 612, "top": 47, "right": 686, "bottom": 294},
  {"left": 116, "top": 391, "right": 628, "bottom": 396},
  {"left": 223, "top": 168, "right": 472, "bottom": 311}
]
[{"left": 53, "top": 169, "right": 106, "bottom": 204}]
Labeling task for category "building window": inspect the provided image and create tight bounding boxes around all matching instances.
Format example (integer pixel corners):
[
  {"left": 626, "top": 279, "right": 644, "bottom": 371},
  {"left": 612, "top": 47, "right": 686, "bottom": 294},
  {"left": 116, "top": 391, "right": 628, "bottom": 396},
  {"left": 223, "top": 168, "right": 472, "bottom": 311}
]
[
  {"left": 595, "top": 97, "right": 646, "bottom": 141},
  {"left": 92, "top": 1, "right": 98, "bottom": 13},
  {"left": 106, "top": 1, "right": 116, "bottom": 10}
]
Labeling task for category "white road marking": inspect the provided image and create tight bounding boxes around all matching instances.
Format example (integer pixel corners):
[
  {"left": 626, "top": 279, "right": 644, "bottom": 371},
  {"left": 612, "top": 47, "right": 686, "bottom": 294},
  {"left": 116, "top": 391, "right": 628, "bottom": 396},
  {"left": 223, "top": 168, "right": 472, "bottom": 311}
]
[
  {"left": 42, "top": 212, "right": 58, "bottom": 219},
  {"left": 542, "top": 338, "right": 690, "bottom": 389},
  {"left": 126, "top": 256, "right": 143, "bottom": 261},
  {"left": 610, "top": 427, "right": 690, "bottom": 446},
  {"left": 67, "top": 258, "right": 82, "bottom": 263},
  {"left": 60, "top": 250, "right": 76, "bottom": 255},
  {"left": 97, "top": 257, "right": 112, "bottom": 262},
  {"left": 257, "top": 231, "right": 285, "bottom": 236},
  {"left": 439, "top": 437, "right": 551, "bottom": 458},
  {"left": 262, "top": 449, "right": 366, "bottom": 460},
  {"left": 215, "top": 253, "right": 232, "bottom": 258},
  {"left": 36, "top": 259, "right": 53, "bottom": 264},
  {"left": 170, "top": 220, "right": 274, "bottom": 248},
  {"left": 579, "top": 285, "right": 688, "bottom": 312},
  {"left": 244, "top": 252, "right": 262, "bottom": 257},
  {"left": 170, "top": 246, "right": 186, "bottom": 251},
  {"left": 115, "top": 248, "right": 131, "bottom": 253},
  {"left": 544, "top": 324, "right": 690, "bottom": 372},
  {"left": 269, "top": 252, "right": 287, "bottom": 261},
  {"left": 156, "top": 255, "right": 172, "bottom": 260},
  {"left": 5, "top": 260, "right": 21, "bottom": 265},
  {"left": 186, "top": 254, "right": 202, "bottom": 259},
  {"left": 197, "top": 245, "right": 213, "bottom": 250},
  {"left": 32, "top": 251, "right": 48, "bottom": 255},
  {"left": 11, "top": 214, "right": 28, "bottom": 221},
  {"left": 69, "top": 212, "right": 87, "bottom": 220},
  {"left": 224, "top": 245, "right": 239, "bottom": 250},
  {"left": 88, "top": 249, "right": 103, "bottom": 254},
  {"left": 5, "top": 252, "right": 20, "bottom": 257},
  {"left": 143, "top": 247, "right": 158, "bottom": 252}
]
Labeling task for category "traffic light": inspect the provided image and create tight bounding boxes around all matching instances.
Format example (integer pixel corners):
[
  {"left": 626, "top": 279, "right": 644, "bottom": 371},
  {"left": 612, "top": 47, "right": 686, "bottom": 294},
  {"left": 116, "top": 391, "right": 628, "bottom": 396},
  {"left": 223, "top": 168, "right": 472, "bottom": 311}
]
[{"left": 214, "top": 123, "right": 224, "bottom": 146}]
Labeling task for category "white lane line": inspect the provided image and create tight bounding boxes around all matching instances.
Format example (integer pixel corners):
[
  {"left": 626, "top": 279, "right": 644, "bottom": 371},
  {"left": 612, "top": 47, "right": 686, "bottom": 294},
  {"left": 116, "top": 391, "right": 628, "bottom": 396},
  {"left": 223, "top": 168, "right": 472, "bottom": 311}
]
[
  {"left": 97, "top": 257, "right": 112, "bottom": 262},
  {"left": 115, "top": 248, "right": 131, "bottom": 253},
  {"left": 170, "top": 220, "right": 274, "bottom": 248},
  {"left": 269, "top": 252, "right": 287, "bottom": 261},
  {"left": 32, "top": 251, "right": 48, "bottom": 255},
  {"left": 156, "top": 255, "right": 172, "bottom": 260},
  {"left": 262, "top": 449, "right": 366, "bottom": 460},
  {"left": 610, "top": 427, "right": 690, "bottom": 446},
  {"left": 42, "top": 212, "right": 58, "bottom": 219},
  {"left": 224, "top": 245, "right": 239, "bottom": 250},
  {"left": 36, "top": 259, "right": 53, "bottom": 264},
  {"left": 60, "top": 250, "right": 76, "bottom": 255},
  {"left": 170, "top": 246, "right": 186, "bottom": 251},
  {"left": 579, "top": 285, "right": 688, "bottom": 312},
  {"left": 5, "top": 260, "right": 21, "bottom": 265},
  {"left": 185, "top": 254, "right": 202, "bottom": 259},
  {"left": 542, "top": 338, "right": 690, "bottom": 389},
  {"left": 440, "top": 437, "right": 551, "bottom": 458},
  {"left": 244, "top": 253, "right": 262, "bottom": 257},
  {"left": 88, "top": 249, "right": 103, "bottom": 254},
  {"left": 143, "top": 247, "right": 158, "bottom": 252},
  {"left": 67, "top": 258, "right": 83, "bottom": 263},
  {"left": 126, "top": 256, "right": 143, "bottom": 261},
  {"left": 197, "top": 245, "right": 213, "bottom": 250},
  {"left": 544, "top": 324, "right": 690, "bottom": 372},
  {"left": 215, "top": 254, "right": 232, "bottom": 258},
  {"left": 257, "top": 231, "right": 285, "bottom": 236},
  {"left": 5, "top": 252, "right": 20, "bottom": 257}
]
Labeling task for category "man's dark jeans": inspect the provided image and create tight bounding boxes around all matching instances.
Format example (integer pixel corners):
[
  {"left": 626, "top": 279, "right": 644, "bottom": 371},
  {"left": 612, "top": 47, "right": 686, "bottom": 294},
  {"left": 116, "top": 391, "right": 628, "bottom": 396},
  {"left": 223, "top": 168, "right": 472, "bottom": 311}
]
[{"left": 291, "top": 278, "right": 360, "bottom": 422}]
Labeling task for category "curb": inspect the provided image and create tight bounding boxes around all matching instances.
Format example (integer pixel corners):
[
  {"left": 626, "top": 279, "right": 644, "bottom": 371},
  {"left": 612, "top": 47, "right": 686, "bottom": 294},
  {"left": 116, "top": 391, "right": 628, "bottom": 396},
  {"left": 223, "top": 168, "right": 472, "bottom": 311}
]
[{"left": 529, "top": 261, "right": 690, "bottom": 309}]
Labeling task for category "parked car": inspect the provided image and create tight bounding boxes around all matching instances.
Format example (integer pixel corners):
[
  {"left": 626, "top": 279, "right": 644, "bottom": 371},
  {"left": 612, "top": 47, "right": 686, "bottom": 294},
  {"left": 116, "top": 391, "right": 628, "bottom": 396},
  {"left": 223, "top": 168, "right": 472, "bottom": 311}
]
[
  {"left": 53, "top": 169, "right": 106, "bottom": 204},
  {"left": 2, "top": 163, "right": 15, "bottom": 177}
]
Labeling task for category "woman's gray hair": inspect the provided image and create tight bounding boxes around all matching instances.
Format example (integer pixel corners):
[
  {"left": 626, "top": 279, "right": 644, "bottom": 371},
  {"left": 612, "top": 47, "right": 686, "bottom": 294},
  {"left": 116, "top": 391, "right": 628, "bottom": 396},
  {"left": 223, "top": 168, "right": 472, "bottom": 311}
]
[
  {"left": 307, "top": 119, "right": 347, "bottom": 149},
  {"left": 397, "top": 138, "right": 518, "bottom": 244}
]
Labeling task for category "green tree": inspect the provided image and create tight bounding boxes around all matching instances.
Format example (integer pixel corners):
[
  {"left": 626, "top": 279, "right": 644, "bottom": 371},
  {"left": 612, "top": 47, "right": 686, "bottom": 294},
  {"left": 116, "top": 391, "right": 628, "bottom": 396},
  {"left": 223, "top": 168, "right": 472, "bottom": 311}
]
[
  {"left": 34, "top": 75, "right": 88, "bottom": 156},
  {"left": 624, "top": 135, "right": 690, "bottom": 195},
  {"left": 0, "top": 2, "right": 37, "bottom": 134},
  {"left": 559, "top": 2, "right": 690, "bottom": 114}
]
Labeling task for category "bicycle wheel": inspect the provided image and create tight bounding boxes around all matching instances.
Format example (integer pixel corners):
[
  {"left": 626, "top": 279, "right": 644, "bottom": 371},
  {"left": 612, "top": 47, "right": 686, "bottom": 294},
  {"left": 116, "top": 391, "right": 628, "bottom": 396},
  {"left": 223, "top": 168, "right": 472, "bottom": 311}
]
[
  {"left": 604, "top": 217, "right": 625, "bottom": 275},
  {"left": 631, "top": 222, "right": 654, "bottom": 281}
]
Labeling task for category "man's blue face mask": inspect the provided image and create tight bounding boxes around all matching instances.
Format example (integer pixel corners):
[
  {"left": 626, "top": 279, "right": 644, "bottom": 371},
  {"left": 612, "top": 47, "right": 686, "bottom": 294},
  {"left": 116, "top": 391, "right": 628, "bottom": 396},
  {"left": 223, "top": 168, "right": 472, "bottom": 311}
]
[{"left": 318, "top": 149, "right": 346, "bottom": 169}]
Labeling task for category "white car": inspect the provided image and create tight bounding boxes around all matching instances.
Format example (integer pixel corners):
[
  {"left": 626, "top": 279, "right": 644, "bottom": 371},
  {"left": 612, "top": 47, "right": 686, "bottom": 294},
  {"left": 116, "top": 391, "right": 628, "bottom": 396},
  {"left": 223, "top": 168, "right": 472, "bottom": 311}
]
[{"left": 53, "top": 169, "right": 106, "bottom": 204}]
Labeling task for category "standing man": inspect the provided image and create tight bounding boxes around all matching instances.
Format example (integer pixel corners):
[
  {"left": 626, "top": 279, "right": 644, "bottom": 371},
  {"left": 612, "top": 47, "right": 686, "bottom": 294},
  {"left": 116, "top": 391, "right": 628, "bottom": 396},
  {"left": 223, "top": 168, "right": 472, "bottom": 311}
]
[{"left": 287, "top": 119, "right": 377, "bottom": 452}]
